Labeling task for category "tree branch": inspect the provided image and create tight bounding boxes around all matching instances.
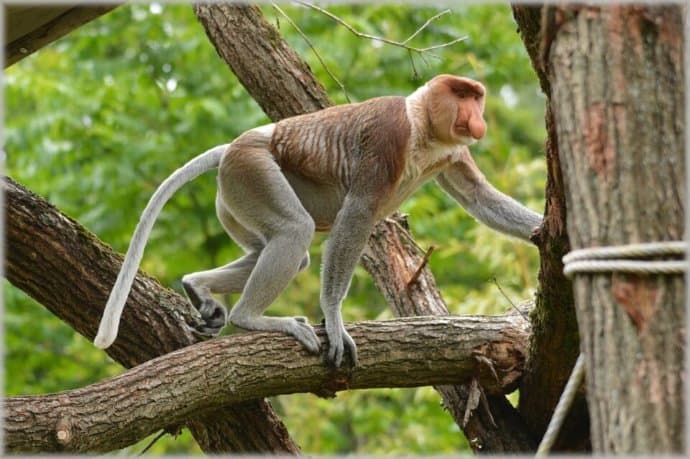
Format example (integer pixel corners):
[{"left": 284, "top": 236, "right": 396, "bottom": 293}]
[
  {"left": 294, "top": 1, "right": 467, "bottom": 59},
  {"left": 194, "top": 5, "right": 537, "bottom": 452},
  {"left": 4, "top": 176, "right": 300, "bottom": 454},
  {"left": 5, "top": 5, "right": 119, "bottom": 67},
  {"left": 363, "top": 215, "right": 538, "bottom": 452},
  {"left": 271, "top": 3, "right": 351, "bottom": 102},
  {"left": 193, "top": 4, "right": 332, "bottom": 120},
  {"left": 5, "top": 315, "right": 529, "bottom": 453}
]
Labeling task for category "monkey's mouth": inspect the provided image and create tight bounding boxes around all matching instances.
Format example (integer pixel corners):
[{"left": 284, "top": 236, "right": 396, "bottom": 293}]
[
  {"left": 454, "top": 126, "right": 475, "bottom": 139},
  {"left": 458, "top": 135, "right": 477, "bottom": 146},
  {"left": 455, "top": 125, "right": 477, "bottom": 145}
]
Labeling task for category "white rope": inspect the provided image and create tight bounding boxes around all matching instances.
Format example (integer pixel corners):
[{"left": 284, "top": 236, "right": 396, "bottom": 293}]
[
  {"left": 537, "top": 241, "right": 686, "bottom": 455},
  {"left": 536, "top": 353, "right": 586, "bottom": 456},
  {"left": 562, "top": 241, "right": 686, "bottom": 278},
  {"left": 564, "top": 260, "right": 687, "bottom": 277}
]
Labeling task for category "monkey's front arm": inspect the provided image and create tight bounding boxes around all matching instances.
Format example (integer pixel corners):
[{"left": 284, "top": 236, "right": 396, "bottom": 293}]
[
  {"left": 436, "top": 150, "right": 542, "bottom": 242},
  {"left": 319, "top": 190, "right": 384, "bottom": 367}
]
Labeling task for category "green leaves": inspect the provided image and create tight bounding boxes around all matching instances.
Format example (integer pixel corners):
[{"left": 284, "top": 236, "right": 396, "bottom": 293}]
[{"left": 6, "top": 3, "right": 544, "bottom": 454}]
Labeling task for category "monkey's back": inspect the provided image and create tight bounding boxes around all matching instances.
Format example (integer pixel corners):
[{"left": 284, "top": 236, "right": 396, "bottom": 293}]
[{"left": 270, "top": 96, "right": 410, "bottom": 188}]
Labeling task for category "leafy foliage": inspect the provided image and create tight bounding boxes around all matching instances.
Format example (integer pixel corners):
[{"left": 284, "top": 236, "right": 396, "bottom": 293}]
[{"left": 5, "top": 2, "right": 544, "bottom": 455}]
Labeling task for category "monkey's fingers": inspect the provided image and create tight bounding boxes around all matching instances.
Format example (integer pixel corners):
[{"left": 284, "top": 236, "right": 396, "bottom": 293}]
[{"left": 287, "top": 319, "right": 321, "bottom": 354}]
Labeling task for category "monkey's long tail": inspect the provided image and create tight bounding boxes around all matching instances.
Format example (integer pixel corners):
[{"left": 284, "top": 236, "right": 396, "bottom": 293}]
[{"left": 94, "top": 144, "right": 230, "bottom": 349}]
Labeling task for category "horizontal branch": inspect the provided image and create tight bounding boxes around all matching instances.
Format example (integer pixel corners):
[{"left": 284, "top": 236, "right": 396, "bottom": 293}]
[{"left": 5, "top": 314, "right": 528, "bottom": 453}]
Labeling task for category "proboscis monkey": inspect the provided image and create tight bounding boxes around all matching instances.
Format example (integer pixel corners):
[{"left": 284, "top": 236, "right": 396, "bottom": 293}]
[{"left": 94, "top": 75, "right": 542, "bottom": 367}]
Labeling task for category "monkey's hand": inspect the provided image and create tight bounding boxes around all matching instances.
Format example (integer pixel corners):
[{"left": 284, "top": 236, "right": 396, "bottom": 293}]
[
  {"left": 325, "top": 321, "right": 358, "bottom": 367},
  {"left": 285, "top": 317, "right": 321, "bottom": 354}
]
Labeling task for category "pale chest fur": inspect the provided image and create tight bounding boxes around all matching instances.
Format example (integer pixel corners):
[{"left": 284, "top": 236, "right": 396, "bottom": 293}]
[
  {"left": 377, "top": 142, "right": 461, "bottom": 219},
  {"left": 404, "top": 141, "right": 464, "bottom": 182}
]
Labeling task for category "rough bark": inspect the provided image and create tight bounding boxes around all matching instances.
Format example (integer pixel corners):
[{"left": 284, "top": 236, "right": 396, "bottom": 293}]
[
  {"left": 4, "top": 177, "right": 299, "bottom": 454},
  {"left": 5, "top": 5, "right": 119, "bottom": 67},
  {"left": 195, "top": 4, "right": 537, "bottom": 453},
  {"left": 193, "top": 4, "right": 332, "bottom": 119},
  {"left": 4, "top": 4, "right": 562, "bottom": 455},
  {"left": 362, "top": 216, "right": 537, "bottom": 452},
  {"left": 511, "top": 5, "right": 590, "bottom": 450},
  {"left": 5, "top": 315, "right": 529, "bottom": 453},
  {"left": 545, "top": 4, "right": 685, "bottom": 453}
]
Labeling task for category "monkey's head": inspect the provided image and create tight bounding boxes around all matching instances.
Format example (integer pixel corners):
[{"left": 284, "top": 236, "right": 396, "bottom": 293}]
[{"left": 426, "top": 75, "right": 486, "bottom": 146}]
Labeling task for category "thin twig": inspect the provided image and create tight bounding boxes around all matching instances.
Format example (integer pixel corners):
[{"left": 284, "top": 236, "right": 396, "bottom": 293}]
[
  {"left": 383, "top": 216, "right": 426, "bottom": 254},
  {"left": 295, "top": 1, "right": 467, "bottom": 61},
  {"left": 401, "top": 9, "right": 452, "bottom": 45},
  {"left": 407, "top": 48, "right": 419, "bottom": 80},
  {"left": 417, "top": 51, "right": 432, "bottom": 71},
  {"left": 417, "top": 38, "right": 469, "bottom": 53},
  {"left": 272, "top": 3, "right": 351, "bottom": 102},
  {"left": 407, "top": 245, "right": 436, "bottom": 287},
  {"left": 139, "top": 430, "right": 166, "bottom": 455},
  {"left": 491, "top": 277, "right": 530, "bottom": 321},
  {"left": 478, "top": 386, "right": 497, "bottom": 428}
]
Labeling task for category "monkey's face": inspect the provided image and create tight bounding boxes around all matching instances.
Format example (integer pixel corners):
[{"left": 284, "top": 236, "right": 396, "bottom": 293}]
[{"left": 427, "top": 75, "right": 487, "bottom": 146}]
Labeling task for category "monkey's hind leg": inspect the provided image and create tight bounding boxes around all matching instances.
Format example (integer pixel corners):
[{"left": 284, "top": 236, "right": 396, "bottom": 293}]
[
  {"left": 182, "top": 198, "right": 311, "bottom": 337},
  {"left": 182, "top": 194, "right": 264, "bottom": 337},
  {"left": 218, "top": 146, "right": 320, "bottom": 353},
  {"left": 182, "top": 254, "right": 257, "bottom": 336}
]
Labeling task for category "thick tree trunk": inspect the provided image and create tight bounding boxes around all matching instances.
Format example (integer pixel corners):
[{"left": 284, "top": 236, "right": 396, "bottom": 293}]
[
  {"left": 511, "top": 6, "right": 590, "bottom": 450},
  {"left": 195, "top": 4, "right": 537, "bottom": 452},
  {"left": 5, "top": 315, "right": 529, "bottom": 453},
  {"left": 4, "top": 177, "right": 300, "bottom": 454},
  {"left": 544, "top": 5, "right": 685, "bottom": 453}
]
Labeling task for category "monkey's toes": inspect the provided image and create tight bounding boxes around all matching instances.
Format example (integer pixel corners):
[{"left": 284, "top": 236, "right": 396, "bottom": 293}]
[
  {"left": 197, "top": 299, "right": 227, "bottom": 334},
  {"left": 326, "top": 332, "right": 358, "bottom": 368},
  {"left": 191, "top": 324, "right": 222, "bottom": 339}
]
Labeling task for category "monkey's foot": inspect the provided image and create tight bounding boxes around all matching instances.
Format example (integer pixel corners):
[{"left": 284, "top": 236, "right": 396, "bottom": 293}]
[
  {"left": 228, "top": 313, "right": 321, "bottom": 354},
  {"left": 194, "top": 298, "right": 227, "bottom": 336},
  {"left": 325, "top": 324, "right": 358, "bottom": 368}
]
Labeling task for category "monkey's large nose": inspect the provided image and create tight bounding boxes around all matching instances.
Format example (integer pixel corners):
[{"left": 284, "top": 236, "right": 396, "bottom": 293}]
[{"left": 468, "top": 116, "right": 486, "bottom": 140}]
